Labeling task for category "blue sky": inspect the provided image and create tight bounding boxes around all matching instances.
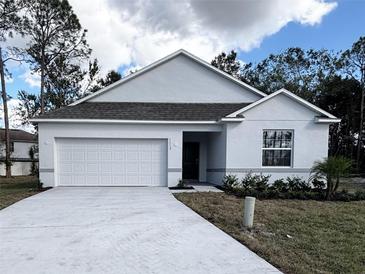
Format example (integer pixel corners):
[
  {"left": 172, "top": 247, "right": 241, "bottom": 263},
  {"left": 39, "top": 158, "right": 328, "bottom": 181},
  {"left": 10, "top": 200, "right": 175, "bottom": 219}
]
[
  {"left": 4, "top": 0, "right": 365, "bottom": 100},
  {"left": 239, "top": 0, "right": 365, "bottom": 63}
]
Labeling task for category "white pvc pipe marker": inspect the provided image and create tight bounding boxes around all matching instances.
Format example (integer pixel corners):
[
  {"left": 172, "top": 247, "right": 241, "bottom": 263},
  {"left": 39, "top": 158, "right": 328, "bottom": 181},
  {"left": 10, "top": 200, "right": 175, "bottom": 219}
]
[{"left": 243, "top": 196, "right": 256, "bottom": 228}]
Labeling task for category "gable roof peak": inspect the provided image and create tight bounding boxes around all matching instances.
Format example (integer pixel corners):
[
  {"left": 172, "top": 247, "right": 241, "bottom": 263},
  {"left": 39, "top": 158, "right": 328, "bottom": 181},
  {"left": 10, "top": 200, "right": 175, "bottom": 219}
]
[
  {"left": 226, "top": 87, "right": 339, "bottom": 120},
  {"left": 70, "top": 49, "right": 266, "bottom": 106}
]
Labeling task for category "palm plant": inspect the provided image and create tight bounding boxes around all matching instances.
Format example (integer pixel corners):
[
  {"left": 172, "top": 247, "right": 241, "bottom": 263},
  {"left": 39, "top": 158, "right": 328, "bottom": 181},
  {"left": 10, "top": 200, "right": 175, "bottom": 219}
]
[{"left": 310, "top": 156, "right": 352, "bottom": 200}]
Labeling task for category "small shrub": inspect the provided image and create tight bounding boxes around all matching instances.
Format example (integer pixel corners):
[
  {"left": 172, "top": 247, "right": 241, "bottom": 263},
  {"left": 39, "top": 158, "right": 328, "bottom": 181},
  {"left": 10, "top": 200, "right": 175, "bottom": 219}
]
[
  {"left": 354, "top": 191, "right": 365, "bottom": 200},
  {"left": 332, "top": 190, "right": 352, "bottom": 202},
  {"left": 270, "top": 179, "right": 288, "bottom": 192},
  {"left": 29, "top": 145, "right": 39, "bottom": 176},
  {"left": 222, "top": 175, "right": 239, "bottom": 190},
  {"left": 177, "top": 179, "right": 184, "bottom": 188},
  {"left": 240, "top": 172, "right": 271, "bottom": 192},
  {"left": 221, "top": 173, "right": 365, "bottom": 202},
  {"left": 310, "top": 156, "right": 352, "bottom": 200},
  {"left": 286, "top": 176, "right": 311, "bottom": 192},
  {"left": 312, "top": 178, "right": 326, "bottom": 191},
  {"left": 255, "top": 174, "right": 270, "bottom": 192},
  {"left": 37, "top": 179, "right": 43, "bottom": 190},
  {"left": 240, "top": 172, "right": 257, "bottom": 192}
]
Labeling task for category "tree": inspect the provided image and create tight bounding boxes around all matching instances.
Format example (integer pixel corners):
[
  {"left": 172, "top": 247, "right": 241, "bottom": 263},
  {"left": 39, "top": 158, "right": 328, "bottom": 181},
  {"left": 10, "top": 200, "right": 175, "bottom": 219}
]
[
  {"left": 45, "top": 54, "right": 85, "bottom": 109},
  {"left": 23, "top": 0, "right": 91, "bottom": 114},
  {"left": 310, "top": 156, "right": 352, "bottom": 200},
  {"left": 87, "top": 69, "right": 122, "bottom": 94},
  {"left": 16, "top": 57, "right": 101, "bottom": 125},
  {"left": 16, "top": 90, "right": 40, "bottom": 126},
  {"left": 340, "top": 37, "right": 365, "bottom": 170},
  {"left": 28, "top": 144, "right": 38, "bottom": 176},
  {"left": 98, "top": 70, "right": 121, "bottom": 87},
  {"left": 0, "top": 0, "right": 26, "bottom": 40},
  {"left": 82, "top": 58, "right": 100, "bottom": 95},
  {"left": 211, "top": 50, "right": 240, "bottom": 77},
  {"left": 0, "top": 0, "right": 26, "bottom": 177},
  {"left": 316, "top": 76, "right": 362, "bottom": 162},
  {"left": 240, "top": 48, "right": 337, "bottom": 102}
]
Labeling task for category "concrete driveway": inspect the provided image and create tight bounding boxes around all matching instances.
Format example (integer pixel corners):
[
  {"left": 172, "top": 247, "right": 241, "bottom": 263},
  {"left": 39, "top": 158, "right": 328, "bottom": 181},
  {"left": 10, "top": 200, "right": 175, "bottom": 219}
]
[{"left": 0, "top": 187, "right": 280, "bottom": 274}]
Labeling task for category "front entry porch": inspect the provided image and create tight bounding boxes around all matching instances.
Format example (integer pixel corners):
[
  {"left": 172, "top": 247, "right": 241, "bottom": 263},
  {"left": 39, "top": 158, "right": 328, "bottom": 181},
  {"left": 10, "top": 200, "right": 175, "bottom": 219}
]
[{"left": 182, "top": 132, "right": 226, "bottom": 185}]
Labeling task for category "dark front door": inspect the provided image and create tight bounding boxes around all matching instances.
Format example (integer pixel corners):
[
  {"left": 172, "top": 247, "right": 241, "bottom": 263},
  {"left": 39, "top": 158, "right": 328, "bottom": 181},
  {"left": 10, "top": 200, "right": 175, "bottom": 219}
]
[{"left": 183, "top": 142, "right": 199, "bottom": 180}]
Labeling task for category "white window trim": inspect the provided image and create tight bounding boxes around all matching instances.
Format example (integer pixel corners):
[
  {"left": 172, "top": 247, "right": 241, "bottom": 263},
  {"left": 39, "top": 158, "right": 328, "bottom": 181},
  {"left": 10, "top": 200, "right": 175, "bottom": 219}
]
[{"left": 261, "top": 129, "right": 294, "bottom": 168}]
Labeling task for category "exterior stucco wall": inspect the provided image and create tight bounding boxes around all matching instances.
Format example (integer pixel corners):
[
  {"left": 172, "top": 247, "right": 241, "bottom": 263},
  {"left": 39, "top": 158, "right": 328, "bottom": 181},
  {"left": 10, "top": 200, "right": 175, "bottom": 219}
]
[
  {"left": 0, "top": 141, "right": 37, "bottom": 176},
  {"left": 206, "top": 127, "right": 227, "bottom": 184},
  {"left": 38, "top": 122, "right": 221, "bottom": 187},
  {"left": 13, "top": 142, "right": 35, "bottom": 158},
  {"left": 224, "top": 94, "right": 330, "bottom": 183},
  {"left": 0, "top": 141, "right": 35, "bottom": 158},
  {"left": 0, "top": 162, "right": 34, "bottom": 176},
  {"left": 90, "top": 55, "right": 262, "bottom": 103}
]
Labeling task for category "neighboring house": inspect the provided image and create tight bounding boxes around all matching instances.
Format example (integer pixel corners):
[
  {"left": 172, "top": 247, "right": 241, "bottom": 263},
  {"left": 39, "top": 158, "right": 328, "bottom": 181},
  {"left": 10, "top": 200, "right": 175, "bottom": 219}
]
[
  {"left": 0, "top": 129, "right": 38, "bottom": 176},
  {"left": 31, "top": 50, "right": 340, "bottom": 187}
]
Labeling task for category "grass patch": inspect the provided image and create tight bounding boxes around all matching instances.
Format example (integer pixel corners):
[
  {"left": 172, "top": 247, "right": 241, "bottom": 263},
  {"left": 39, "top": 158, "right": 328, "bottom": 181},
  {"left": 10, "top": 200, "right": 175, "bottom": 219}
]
[
  {"left": 174, "top": 192, "right": 365, "bottom": 274},
  {"left": 0, "top": 176, "right": 43, "bottom": 209}
]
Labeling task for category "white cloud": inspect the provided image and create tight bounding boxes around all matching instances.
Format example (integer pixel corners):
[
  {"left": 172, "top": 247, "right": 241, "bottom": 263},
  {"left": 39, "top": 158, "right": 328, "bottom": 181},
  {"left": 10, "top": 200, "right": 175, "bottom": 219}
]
[
  {"left": 20, "top": 69, "right": 40, "bottom": 88},
  {"left": 0, "top": 99, "right": 35, "bottom": 132},
  {"left": 69, "top": 0, "right": 337, "bottom": 72},
  {"left": 5, "top": 75, "right": 14, "bottom": 84}
]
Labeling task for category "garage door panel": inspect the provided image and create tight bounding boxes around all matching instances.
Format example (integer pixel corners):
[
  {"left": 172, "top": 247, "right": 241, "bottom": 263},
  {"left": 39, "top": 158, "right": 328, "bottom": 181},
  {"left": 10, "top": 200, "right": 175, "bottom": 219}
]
[
  {"left": 72, "top": 151, "right": 85, "bottom": 161},
  {"left": 100, "top": 151, "right": 112, "bottom": 161},
  {"left": 152, "top": 151, "right": 162, "bottom": 161},
  {"left": 126, "top": 151, "right": 138, "bottom": 161},
  {"left": 72, "top": 175, "right": 85, "bottom": 185},
  {"left": 86, "top": 162, "right": 98, "bottom": 172},
  {"left": 140, "top": 151, "right": 152, "bottom": 161},
  {"left": 100, "top": 162, "right": 112, "bottom": 173},
  {"left": 113, "top": 151, "right": 125, "bottom": 160},
  {"left": 74, "top": 162, "right": 85, "bottom": 172},
  {"left": 112, "top": 175, "right": 125, "bottom": 184},
  {"left": 99, "top": 175, "right": 111, "bottom": 185},
  {"left": 85, "top": 175, "right": 98, "bottom": 185},
  {"left": 126, "top": 175, "right": 138, "bottom": 183},
  {"left": 141, "top": 162, "right": 152, "bottom": 173},
  {"left": 60, "top": 162, "right": 73, "bottom": 173},
  {"left": 86, "top": 151, "right": 98, "bottom": 161},
  {"left": 59, "top": 175, "right": 72, "bottom": 184},
  {"left": 111, "top": 162, "right": 122, "bottom": 173},
  {"left": 140, "top": 175, "right": 152, "bottom": 185},
  {"left": 59, "top": 151, "right": 72, "bottom": 161},
  {"left": 57, "top": 138, "right": 167, "bottom": 186}
]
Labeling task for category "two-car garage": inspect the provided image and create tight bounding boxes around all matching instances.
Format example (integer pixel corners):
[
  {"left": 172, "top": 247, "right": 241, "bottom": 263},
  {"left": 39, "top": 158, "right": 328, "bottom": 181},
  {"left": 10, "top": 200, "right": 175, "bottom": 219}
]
[{"left": 56, "top": 138, "right": 168, "bottom": 186}]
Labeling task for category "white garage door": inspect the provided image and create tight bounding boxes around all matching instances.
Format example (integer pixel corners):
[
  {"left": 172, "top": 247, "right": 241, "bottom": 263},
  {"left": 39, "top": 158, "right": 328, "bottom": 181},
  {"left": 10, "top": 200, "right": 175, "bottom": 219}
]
[{"left": 56, "top": 138, "right": 167, "bottom": 186}]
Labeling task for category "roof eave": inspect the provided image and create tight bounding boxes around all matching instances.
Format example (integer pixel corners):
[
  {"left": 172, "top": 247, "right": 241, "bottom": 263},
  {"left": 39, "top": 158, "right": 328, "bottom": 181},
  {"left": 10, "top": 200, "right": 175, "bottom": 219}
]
[
  {"left": 314, "top": 117, "right": 341, "bottom": 123},
  {"left": 219, "top": 117, "right": 245, "bottom": 123},
  {"left": 30, "top": 118, "right": 219, "bottom": 125}
]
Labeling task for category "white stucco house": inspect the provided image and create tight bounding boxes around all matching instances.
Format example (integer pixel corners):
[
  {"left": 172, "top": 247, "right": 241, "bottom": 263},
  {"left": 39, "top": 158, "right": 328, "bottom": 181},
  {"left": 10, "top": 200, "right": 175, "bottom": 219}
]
[
  {"left": 0, "top": 129, "right": 38, "bottom": 176},
  {"left": 31, "top": 49, "right": 340, "bottom": 187}
]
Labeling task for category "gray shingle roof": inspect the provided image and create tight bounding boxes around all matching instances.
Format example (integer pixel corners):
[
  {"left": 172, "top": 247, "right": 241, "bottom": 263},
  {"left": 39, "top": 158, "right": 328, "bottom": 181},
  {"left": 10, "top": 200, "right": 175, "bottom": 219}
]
[
  {"left": 0, "top": 129, "right": 37, "bottom": 142},
  {"left": 35, "top": 102, "right": 250, "bottom": 121}
]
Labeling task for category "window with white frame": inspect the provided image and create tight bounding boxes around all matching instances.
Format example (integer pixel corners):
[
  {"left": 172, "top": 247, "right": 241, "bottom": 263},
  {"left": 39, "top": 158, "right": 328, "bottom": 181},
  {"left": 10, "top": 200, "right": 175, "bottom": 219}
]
[{"left": 262, "top": 130, "right": 293, "bottom": 167}]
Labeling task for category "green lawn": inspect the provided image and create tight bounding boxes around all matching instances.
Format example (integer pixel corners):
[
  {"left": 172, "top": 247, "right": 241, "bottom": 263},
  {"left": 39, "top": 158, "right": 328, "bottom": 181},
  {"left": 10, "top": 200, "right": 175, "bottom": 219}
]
[
  {"left": 174, "top": 192, "right": 365, "bottom": 274},
  {"left": 0, "top": 176, "right": 43, "bottom": 209}
]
